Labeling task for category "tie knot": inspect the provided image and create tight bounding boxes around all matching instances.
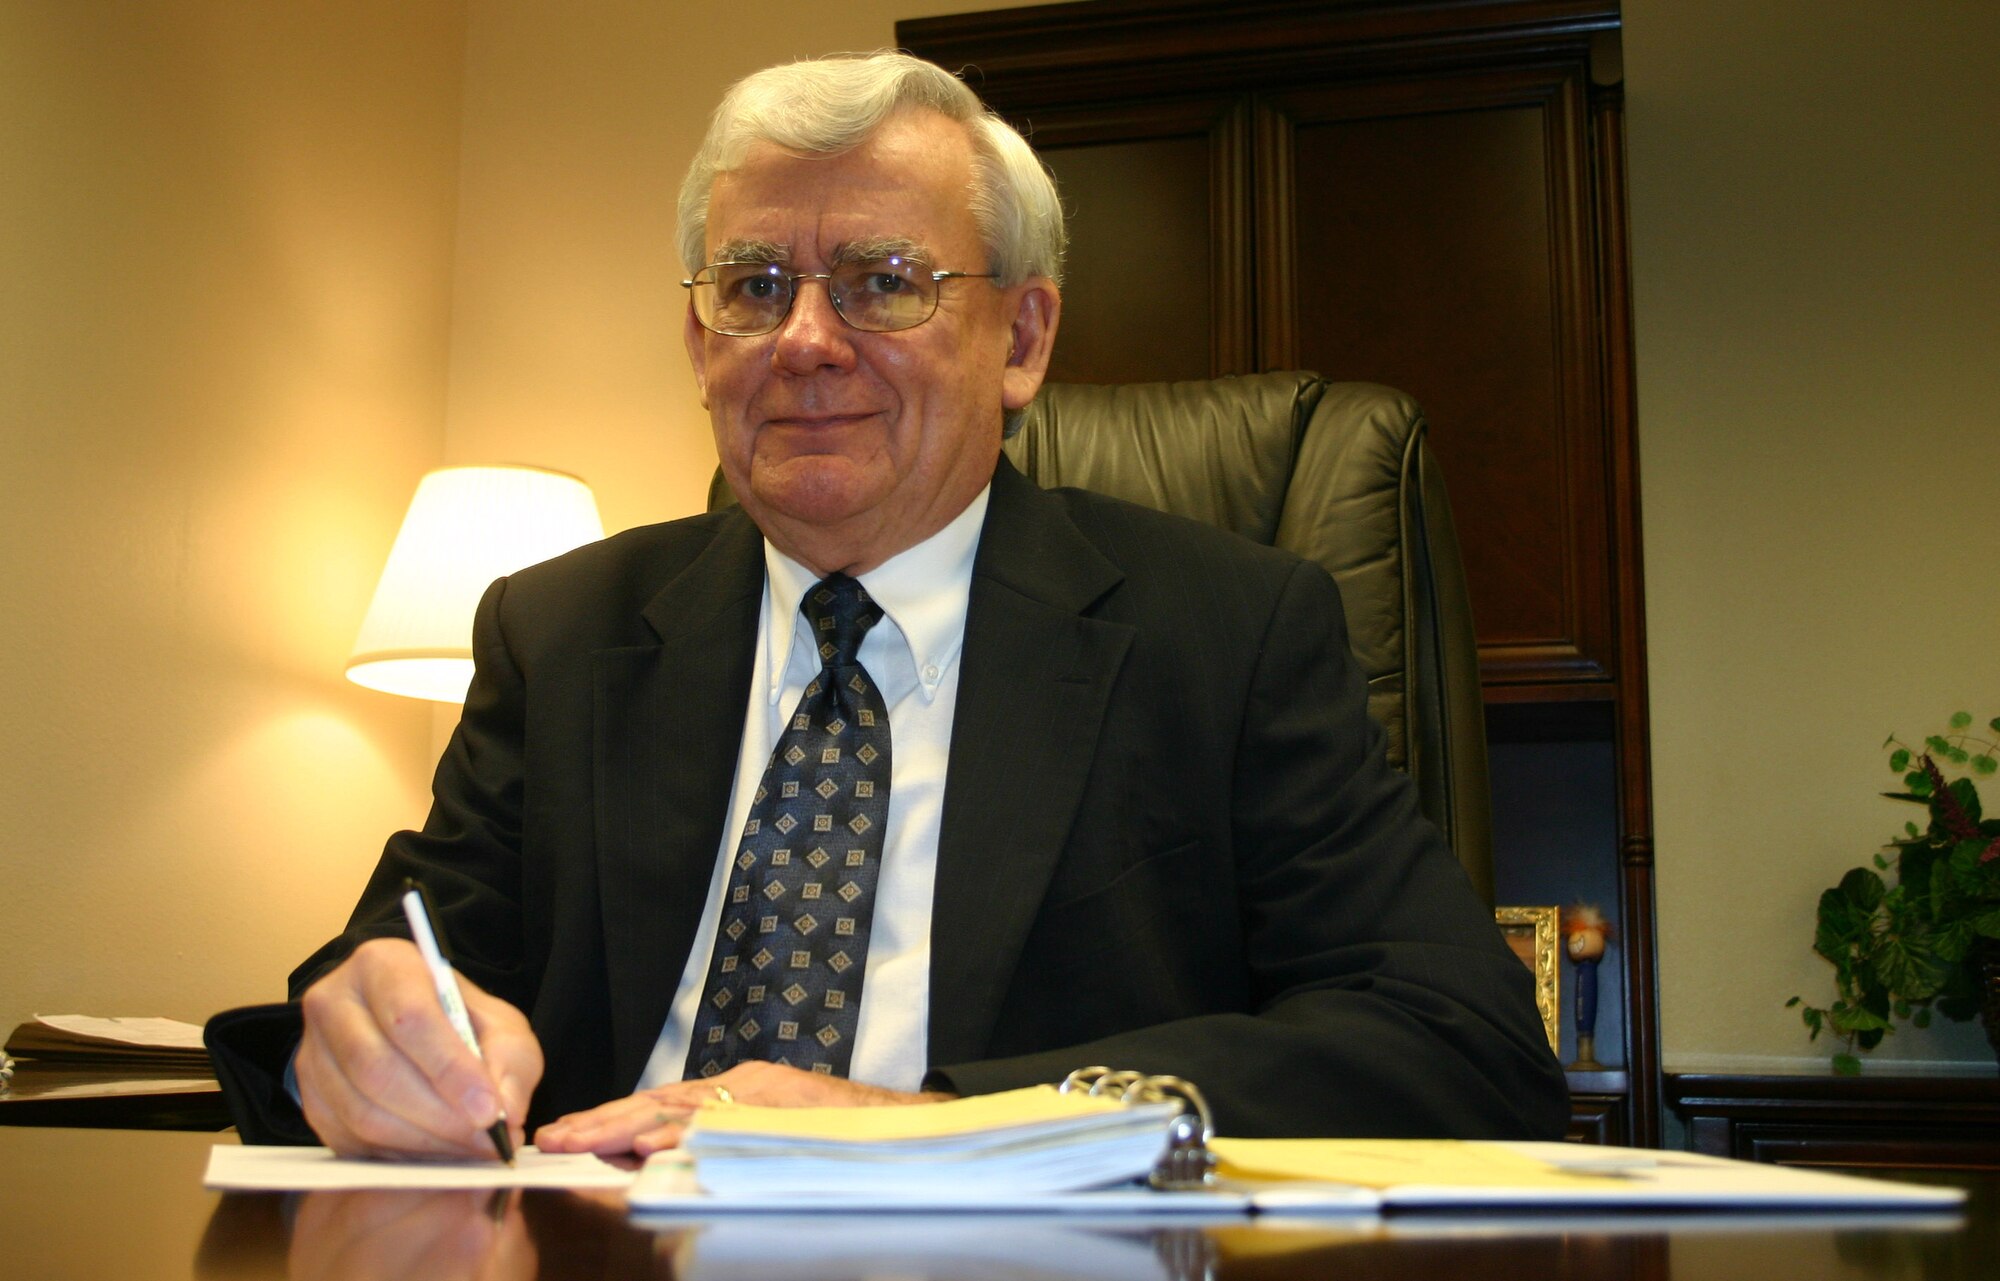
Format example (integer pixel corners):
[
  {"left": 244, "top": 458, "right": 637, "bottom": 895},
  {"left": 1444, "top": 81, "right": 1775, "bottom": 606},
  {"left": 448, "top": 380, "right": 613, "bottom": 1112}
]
[{"left": 802, "top": 574, "right": 882, "bottom": 669}]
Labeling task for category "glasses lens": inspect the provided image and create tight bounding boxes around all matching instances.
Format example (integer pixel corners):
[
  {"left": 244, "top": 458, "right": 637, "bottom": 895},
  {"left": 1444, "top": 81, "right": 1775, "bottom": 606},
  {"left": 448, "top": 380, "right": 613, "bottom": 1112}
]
[
  {"left": 698, "top": 263, "right": 791, "bottom": 335},
  {"left": 830, "top": 259, "right": 936, "bottom": 333}
]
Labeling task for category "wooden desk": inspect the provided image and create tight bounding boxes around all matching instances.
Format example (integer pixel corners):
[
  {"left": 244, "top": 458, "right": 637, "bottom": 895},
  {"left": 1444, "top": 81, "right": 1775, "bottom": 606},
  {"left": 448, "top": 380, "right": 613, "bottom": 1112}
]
[{"left": 4, "top": 1128, "right": 1997, "bottom": 1281}]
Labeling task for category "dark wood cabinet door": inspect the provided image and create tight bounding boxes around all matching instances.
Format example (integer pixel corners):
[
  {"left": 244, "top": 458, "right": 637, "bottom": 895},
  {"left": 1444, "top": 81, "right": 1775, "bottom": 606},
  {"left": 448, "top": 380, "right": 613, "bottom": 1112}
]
[
  {"left": 1259, "top": 67, "right": 1613, "bottom": 687},
  {"left": 903, "top": 0, "right": 1657, "bottom": 1145},
  {"left": 1024, "top": 96, "right": 1254, "bottom": 384}
]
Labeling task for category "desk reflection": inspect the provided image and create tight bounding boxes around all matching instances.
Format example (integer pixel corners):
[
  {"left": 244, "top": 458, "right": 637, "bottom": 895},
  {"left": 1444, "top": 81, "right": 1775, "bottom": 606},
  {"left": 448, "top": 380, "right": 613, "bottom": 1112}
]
[{"left": 197, "top": 1188, "right": 1644, "bottom": 1281}]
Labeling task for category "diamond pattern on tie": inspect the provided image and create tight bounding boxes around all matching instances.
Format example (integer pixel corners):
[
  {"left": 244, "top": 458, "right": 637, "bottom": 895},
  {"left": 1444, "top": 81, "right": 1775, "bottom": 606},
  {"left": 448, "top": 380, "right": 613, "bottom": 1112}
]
[{"left": 685, "top": 574, "right": 890, "bottom": 1079}]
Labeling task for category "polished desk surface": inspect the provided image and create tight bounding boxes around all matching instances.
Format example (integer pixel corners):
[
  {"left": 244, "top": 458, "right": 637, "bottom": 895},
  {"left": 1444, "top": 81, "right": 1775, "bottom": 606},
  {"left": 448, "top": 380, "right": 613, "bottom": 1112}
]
[{"left": 4, "top": 1127, "right": 1997, "bottom": 1281}]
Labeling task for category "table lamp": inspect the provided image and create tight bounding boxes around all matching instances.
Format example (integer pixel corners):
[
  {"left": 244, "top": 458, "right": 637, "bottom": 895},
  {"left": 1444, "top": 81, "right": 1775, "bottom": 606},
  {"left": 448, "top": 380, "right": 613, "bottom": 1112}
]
[{"left": 346, "top": 464, "right": 605, "bottom": 703}]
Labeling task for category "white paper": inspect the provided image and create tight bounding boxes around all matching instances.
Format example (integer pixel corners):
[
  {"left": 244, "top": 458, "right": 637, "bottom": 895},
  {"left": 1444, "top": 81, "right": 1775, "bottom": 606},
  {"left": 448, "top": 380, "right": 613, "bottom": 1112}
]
[
  {"left": 629, "top": 1151, "right": 1273, "bottom": 1216},
  {"left": 204, "top": 1144, "right": 636, "bottom": 1192},
  {"left": 23, "top": 1076, "right": 220, "bottom": 1100},
  {"left": 33, "top": 1014, "right": 207, "bottom": 1049}
]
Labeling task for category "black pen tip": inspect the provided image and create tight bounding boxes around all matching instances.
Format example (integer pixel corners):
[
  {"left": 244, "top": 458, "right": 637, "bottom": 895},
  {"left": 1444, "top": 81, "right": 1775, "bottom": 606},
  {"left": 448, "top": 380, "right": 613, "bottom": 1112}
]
[{"left": 489, "top": 1120, "right": 517, "bottom": 1166}]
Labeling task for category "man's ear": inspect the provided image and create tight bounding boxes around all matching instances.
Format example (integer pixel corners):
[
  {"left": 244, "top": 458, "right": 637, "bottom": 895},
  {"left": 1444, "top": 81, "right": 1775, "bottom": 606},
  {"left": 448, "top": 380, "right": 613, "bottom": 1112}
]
[
  {"left": 1000, "top": 278, "right": 1061, "bottom": 412},
  {"left": 683, "top": 302, "right": 711, "bottom": 409}
]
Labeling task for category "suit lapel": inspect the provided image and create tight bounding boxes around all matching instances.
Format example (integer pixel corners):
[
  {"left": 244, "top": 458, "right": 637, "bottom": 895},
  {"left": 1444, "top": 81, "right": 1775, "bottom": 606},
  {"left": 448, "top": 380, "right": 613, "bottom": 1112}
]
[
  {"left": 595, "top": 511, "right": 764, "bottom": 1090},
  {"left": 927, "top": 461, "right": 1132, "bottom": 1066}
]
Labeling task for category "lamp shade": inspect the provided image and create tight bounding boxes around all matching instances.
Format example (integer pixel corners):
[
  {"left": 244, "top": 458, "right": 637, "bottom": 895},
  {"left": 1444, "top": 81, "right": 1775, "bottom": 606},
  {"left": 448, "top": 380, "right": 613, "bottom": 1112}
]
[{"left": 346, "top": 465, "right": 605, "bottom": 702}]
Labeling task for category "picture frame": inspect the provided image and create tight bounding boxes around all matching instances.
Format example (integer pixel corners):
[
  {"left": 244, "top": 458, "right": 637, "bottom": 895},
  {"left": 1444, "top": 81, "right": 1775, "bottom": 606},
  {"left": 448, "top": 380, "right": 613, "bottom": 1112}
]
[{"left": 1494, "top": 905, "right": 1560, "bottom": 1055}]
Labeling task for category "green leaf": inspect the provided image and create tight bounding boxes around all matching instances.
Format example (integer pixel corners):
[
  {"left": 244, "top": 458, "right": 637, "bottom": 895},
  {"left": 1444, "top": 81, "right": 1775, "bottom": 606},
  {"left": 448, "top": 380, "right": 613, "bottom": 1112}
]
[
  {"left": 1838, "top": 866, "right": 1887, "bottom": 910},
  {"left": 1874, "top": 853, "right": 1890, "bottom": 870},
  {"left": 1951, "top": 838, "right": 1990, "bottom": 878},
  {"left": 1907, "top": 821, "right": 1922, "bottom": 837},
  {"left": 1832, "top": 1003, "right": 1894, "bottom": 1033},
  {"left": 1908, "top": 770, "right": 1934, "bottom": 797},
  {"left": 1889, "top": 748, "right": 1911, "bottom": 772},
  {"left": 1785, "top": 995, "right": 1800, "bottom": 1007},
  {"left": 1935, "top": 918, "right": 1974, "bottom": 963},
  {"left": 1902, "top": 842, "right": 1941, "bottom": 899},
  {"left": 1833, "top": 1052, "right": 1862, "bottom": 1075},
  {"left": 1951, "top": 712, "right": 1973, "bottom": 730},
  {"left": 1870, "top": 934, "right": 1945, "bottom": 1001},
  {"left": 1948, "top": 778, "right": 1983, "bottom": 825},
  {"left": 1974, "top": 907, "right": 2000, "bottom": 940},
  {"left": 1975, "top": 755, "right": 1998, "bottom": 777},
  {"left": 1951, "top": 748, "right": 1971, "bottom": 765},
  {"left": 1990, "top": 717, "right": 2000, "bottom": 735},
  {"left": 1928, "top": 736, "right": 1952, "bottom": 754},
  {"left": 1914, "top": 1007, "right": 1932, "bottom": 1028}
]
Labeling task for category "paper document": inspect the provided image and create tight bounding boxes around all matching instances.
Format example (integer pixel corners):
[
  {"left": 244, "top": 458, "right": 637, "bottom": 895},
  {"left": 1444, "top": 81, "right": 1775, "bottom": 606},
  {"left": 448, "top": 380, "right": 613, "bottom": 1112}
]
[
  {"left": 630, "top": 1149, "right": 1276, "bottom": 1216},
  {"left": 680, "top": 1085, "right": 1184, "bottom": 1198},
  {"left": 203, "top": 1144, "right": 636, "bottom": 1192},
  {"left": 631, "top": 1137, "right": 1965, "bottom": 1216},
  {"left": 1211, "top": 1139, "right": 1968, "bottom": 1211},
  {"left": 7, "top": 1014, "right": 212, "bottom": 1069},
  {"left": 31, "top": 1015, "right": 207, "bottom": 1050},
  {"left": 15, "top": 1075, "right": 220, "bottom": 1101}
]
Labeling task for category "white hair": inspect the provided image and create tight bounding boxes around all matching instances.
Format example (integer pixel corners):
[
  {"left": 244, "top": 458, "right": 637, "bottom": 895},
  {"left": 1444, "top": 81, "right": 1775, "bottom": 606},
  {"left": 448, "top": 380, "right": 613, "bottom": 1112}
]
[{"left": 677, "top": 51, "right": 1066, "bottom": 286}]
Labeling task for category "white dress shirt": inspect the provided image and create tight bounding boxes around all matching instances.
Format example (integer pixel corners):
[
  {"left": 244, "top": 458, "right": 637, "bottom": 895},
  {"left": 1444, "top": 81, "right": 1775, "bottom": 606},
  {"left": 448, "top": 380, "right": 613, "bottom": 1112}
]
[{"left": 637, "top": 487, "right": 988, "bottom": 1092}]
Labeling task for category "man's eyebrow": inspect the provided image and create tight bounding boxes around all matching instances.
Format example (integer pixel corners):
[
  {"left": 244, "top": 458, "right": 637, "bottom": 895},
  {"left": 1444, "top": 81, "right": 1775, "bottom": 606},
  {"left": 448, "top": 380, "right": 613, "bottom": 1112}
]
[
  {"left": 712, "top": 239, "right": 787, "bottom": 265},
  {"left": 831, "top": 237, "right": 929, "bottom": 266}
]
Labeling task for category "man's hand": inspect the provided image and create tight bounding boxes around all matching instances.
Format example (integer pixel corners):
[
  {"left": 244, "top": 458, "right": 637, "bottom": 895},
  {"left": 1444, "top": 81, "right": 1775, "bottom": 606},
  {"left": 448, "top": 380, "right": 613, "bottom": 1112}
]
[
  {"left": 534, "top": 1061, "right": 954, "bottom": 1157},
  {"left": 296, "top": 937, "right": 544, "bottom": 1160}
]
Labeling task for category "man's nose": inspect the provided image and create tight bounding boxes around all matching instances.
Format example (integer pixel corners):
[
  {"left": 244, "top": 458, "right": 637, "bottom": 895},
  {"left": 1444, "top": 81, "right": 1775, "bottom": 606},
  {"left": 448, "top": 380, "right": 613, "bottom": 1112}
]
[{"left": 771, "top": 276, "right": 856, "bottom": 372}]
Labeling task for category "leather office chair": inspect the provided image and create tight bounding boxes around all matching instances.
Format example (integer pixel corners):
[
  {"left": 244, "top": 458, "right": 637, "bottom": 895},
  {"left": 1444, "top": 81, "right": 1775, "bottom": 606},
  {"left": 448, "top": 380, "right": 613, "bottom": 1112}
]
[{"left": 709, "top": 373, "right": 1494, "bottom": 902}]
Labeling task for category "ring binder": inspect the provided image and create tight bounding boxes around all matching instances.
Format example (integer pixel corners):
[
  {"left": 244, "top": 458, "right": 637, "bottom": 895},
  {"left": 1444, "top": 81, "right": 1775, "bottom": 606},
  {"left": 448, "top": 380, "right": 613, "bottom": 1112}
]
[{"left": 1059, "top": 1066, "right": 1216, "bottom": 1190}]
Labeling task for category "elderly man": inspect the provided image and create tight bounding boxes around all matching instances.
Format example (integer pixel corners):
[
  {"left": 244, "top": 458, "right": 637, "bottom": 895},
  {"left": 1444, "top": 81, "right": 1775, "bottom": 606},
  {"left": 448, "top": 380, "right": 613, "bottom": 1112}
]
[{"left": 209, "top": 52, "right": 1567, "bottom": 1159}]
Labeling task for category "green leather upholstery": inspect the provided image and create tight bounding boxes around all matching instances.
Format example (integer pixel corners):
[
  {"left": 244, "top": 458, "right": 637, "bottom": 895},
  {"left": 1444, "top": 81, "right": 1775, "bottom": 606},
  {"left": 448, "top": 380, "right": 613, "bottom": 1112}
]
[{"left": 707, "top": 373, "right": 1494, "bottom": 902}]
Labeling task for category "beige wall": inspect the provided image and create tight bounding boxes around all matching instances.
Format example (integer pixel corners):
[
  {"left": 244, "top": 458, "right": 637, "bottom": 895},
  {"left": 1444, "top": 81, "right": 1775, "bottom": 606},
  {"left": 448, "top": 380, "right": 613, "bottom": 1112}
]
[
  {"left": 0, "top": 1, "right": 465, "bottom": 1025},
  {"left": 1626, "top": 1, "right": 2000, "bottom": 1071}
]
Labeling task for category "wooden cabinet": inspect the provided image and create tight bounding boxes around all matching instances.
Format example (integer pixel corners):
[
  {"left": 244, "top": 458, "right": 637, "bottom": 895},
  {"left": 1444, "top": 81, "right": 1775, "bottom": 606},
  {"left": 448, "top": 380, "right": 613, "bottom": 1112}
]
[
  {"left": 901, "top": 0, "right": 1658, "bottom": 1141},
  {"left": 1668, "top": 1074, "right": 2000, "bottom": 1170}
]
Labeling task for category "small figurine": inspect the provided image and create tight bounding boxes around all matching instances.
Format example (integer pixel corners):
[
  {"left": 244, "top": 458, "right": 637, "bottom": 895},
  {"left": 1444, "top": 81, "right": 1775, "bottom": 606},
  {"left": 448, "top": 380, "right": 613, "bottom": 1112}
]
[{"left": 1562, "top": 903, "right": 1613, "bottom": 1071}]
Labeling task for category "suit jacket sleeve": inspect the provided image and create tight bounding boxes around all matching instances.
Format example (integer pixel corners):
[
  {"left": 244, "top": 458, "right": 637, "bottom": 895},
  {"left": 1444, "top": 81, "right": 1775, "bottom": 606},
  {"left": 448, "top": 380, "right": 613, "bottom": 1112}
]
[{"left": 924, "top": 551, "right": 1570, "bottom": 1140}]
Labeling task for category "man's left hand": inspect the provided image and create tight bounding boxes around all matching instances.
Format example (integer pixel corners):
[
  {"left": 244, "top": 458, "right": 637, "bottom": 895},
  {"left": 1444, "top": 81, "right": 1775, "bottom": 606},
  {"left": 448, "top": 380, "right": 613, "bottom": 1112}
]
[{"left": 533, "top": 1061, "right": 954, "bottom": 1156}]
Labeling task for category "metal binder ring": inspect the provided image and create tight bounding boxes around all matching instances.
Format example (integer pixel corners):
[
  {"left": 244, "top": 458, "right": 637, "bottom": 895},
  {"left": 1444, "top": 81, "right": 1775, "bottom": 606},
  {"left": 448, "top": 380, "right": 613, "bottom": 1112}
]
[{"left": 1056, "top": 1066, "right": 1218, "bottom": 1190}]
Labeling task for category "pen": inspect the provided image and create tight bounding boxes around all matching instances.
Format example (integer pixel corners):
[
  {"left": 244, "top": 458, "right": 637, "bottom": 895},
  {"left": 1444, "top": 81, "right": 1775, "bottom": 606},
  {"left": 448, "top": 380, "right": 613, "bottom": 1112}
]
[{"left": 400, "top": 879, "right": 516, "bottom": 1165}]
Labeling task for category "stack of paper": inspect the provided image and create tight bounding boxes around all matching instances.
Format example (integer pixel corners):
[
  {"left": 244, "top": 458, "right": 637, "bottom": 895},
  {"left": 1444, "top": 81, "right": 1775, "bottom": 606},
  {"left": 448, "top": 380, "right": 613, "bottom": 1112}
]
[
  {"left": 680, "top": 1086, "right": 1182, "bottom": 1198},
  {"left": 4, "top": 1015, "right": 211, "bottom": 1070}
]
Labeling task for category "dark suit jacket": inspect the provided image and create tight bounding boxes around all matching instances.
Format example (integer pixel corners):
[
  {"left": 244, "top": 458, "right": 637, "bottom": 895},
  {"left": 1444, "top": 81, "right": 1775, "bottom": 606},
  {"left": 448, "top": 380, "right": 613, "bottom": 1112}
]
[{"left": 208, "top": 458, "right": 1567, "bottom": 1142}]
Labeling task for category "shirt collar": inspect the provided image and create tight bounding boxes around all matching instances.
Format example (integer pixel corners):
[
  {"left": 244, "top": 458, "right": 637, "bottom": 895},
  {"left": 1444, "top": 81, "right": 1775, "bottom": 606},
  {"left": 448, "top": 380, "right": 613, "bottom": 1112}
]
[{"left": 762, "top": 485, "right": 989, "bottom": 706}]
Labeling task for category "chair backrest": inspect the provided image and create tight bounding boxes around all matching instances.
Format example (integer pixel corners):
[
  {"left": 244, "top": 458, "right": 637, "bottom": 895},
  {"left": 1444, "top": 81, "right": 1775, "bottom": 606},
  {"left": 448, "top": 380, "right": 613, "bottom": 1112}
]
[
  {"left": 1001, "top": 374, "right": 1493, "bottom": 902},
  {"left": 707, "top": 372, "right": 1493, "bottom": 901}
]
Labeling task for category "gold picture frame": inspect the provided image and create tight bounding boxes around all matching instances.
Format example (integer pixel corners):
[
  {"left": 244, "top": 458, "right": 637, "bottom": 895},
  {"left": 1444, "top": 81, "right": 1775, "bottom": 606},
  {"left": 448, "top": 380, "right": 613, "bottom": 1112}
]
[{"left": 1495, "top": 905, "right": 1560, "bottom": 1055}]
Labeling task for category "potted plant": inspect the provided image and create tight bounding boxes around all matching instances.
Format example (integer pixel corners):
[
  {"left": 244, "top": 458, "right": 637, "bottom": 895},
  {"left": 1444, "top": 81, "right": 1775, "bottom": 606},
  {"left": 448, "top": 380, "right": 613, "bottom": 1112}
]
[{"left": 1789, "top": 712, "right": 2000, "bottom": 1073}]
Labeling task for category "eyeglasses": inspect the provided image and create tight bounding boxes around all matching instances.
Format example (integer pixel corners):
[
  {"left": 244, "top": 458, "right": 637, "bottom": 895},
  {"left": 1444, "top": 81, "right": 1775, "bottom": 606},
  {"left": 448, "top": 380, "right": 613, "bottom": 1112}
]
[{"left": 682, "top": 257, "right": 996, "bottom": 336}]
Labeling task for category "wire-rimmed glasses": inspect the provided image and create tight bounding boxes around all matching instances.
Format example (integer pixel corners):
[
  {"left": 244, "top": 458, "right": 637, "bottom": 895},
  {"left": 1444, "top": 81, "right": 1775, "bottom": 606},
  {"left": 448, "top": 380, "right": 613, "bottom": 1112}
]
[{"left": 682, "top": 257, "right": 995, "bottom": 336}]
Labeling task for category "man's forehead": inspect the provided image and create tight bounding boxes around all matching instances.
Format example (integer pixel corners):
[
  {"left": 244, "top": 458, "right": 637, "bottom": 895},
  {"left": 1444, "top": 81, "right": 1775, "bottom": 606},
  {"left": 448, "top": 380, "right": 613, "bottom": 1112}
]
[{"left": 702, "top": 112, "right": 982, "bottom": 259}]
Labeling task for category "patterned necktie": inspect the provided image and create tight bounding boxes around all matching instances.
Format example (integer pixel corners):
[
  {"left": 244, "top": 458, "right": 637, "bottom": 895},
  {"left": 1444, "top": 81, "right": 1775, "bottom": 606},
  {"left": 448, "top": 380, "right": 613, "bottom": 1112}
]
[{"left": 685, "top": 573, "right": 892, "bottom": 1079}]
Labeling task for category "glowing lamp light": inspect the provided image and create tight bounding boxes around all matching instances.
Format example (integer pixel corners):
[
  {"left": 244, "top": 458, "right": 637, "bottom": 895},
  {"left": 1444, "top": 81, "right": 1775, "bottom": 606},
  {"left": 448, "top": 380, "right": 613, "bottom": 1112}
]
[{"left": 346, "top": 465, "right": 605, "bottom": 703}]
